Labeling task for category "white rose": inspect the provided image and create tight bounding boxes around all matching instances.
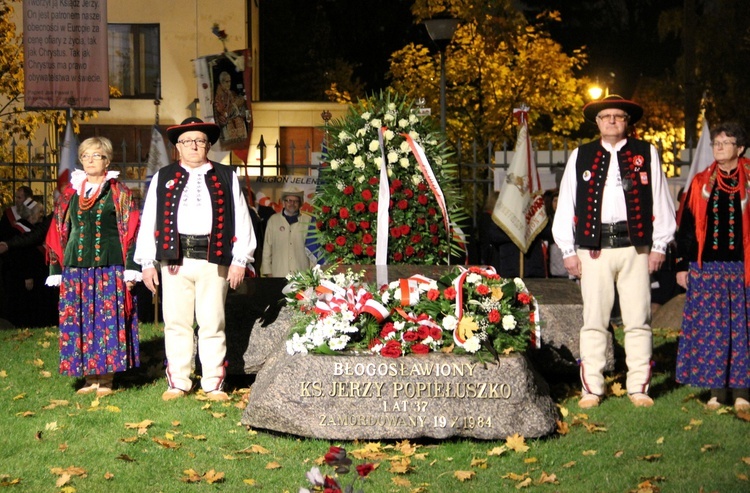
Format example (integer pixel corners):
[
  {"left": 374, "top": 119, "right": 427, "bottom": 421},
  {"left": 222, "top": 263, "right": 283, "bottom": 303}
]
[
  {"left": 369, "top": 140, "right": 380, "bottom": 152},
  {"left": 399, "top": 158, "right": 410, "bottom": 169},
  {"left": 384, "top": 129, "right": 395, "bottom": 141},
  {"left": 398, "top": 118, "right": 409, "bottom": 128},
  {"left": 387, "top": 151, "right": 398, "bottom": 164},
  {"left": 374, "top": 157, "right": 383, "bottom": 169},
  {"left": 400, "top": 141, "right": 411, "bottom": 152},
  {"left": 442, "top": 315, "right": 458, "bottom": 332},
  {"left": 384, "top": 113, "right": 395, "bottom": 122},
  {"left": 338, "top": 131, "right": 350, "bottom": 141},
  {"left": 330, "top": 159, "right": 340, "bottom": 170},
  {"left": 466, "top": 273, "right": 482, "bottom": 285},
  {"left": 502, "top": 315, "right": 517, "bottom": 330},
  {"left": 357, "top": 175, "right": 366, "bottom": 183},
  {"left": 356, "top": 128, "right": 366, "bottom": 137},
  {"left": 411, "top": 174, "right": 423, "bottom": 186},
  {"left": 388, "top": 103, "right": 396, "bottom": 111},
  {"left": 371, "top": 118, "right": 382, "bottom": 128},
  {"left": 514, "top": 278, "right": 527, "bottom": 291},
  {"left": 409, "top": 114, "right": 418, "bottom": 123},
  {"left": 353, "top": 156, "right": 365, "bottom": 169},
  {"left": 336, "top": 182, "right": 345, "bottom": 191},
  {"left": 409, "top": 130, "right": 419, "bottom": 140},
  {"left": 347, "top": 142, "right": 358, "bottom": 155},
  {"left": 361, "top": 112, "right": 371, "bottom": 120}
]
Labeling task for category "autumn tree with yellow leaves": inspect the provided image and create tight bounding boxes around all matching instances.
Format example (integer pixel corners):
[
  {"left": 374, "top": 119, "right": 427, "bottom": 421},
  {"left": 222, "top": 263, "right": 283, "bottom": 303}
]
[{"left": 387, "top": 0, "right": 593, "bottom": 150}]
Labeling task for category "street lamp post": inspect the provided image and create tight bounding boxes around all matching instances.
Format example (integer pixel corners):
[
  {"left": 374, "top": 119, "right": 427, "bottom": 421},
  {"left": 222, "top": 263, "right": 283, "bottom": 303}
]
[{"left": 424, "top": 18, "right": 459, "bottom": 135}]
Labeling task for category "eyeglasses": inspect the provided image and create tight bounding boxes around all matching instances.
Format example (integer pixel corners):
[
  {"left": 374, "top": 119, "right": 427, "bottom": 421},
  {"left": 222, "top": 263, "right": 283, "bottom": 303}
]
[
  {"left": 596, "top": 113, "right": 629, "bottom": 122},
  {"left": 284, "top": 199, "right": 300, "bottom": 204},
  {"left": 177, "top": 138, "right": 208, "bottom": 147},
  {"left": 711, "top": 140, "right": 737, "bottom": 148},
  {"left": 81, "top": 153, "right": 107, "bottom": 161}
]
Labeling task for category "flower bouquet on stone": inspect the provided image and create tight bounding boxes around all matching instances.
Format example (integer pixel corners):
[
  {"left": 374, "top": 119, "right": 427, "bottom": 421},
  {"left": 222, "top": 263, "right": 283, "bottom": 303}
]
[
  {"left": 312, "top": 90, "right": 466, "bottom": 265},
  {"left": 284, "top": 265, "right": 540, "bottom": 359},
  {"left": 300, "top": 446, "right": 375, "bottom": 493}
]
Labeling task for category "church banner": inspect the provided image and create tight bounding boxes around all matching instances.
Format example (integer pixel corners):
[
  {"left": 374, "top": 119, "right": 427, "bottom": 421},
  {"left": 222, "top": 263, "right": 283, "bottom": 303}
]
[
  {"left": 23, "top": 0, "right": 109, "bottom": 110},
  {"left": 195, "top": 50, "right": 253, "bottom": 155}
]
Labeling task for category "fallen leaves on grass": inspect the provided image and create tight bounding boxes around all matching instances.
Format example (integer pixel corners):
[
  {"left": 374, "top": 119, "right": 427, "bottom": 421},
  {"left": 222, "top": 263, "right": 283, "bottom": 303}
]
[
  {"left": 683, "top": 418, "right": 702, "bottom": 431},
  {"left": 0, "top": 475, "right": 21, "bottom": 487},
  {"left": 391, "top": 476, "right": 411, "bottom": 487},
  {"left": 487, "top": 445, "right": 508, "bottom": 456},
  {"left": 116, "top": 454, "right": 136, "bottom": 462},
  {"left": 582, "top": 450, "right": 597, "bottom": 456},
  {"left": 181, "top": 468, "right": 225, "bottom": 484},
  {"left": 700, "top": 444, "right": 719, "bottom": 452},
  {"left": 637, "top": 454, "right": 662, "bottom": 462},
  {"left": 388, "top": 457, "right": 412, "bottom": 474},
  {"left": 537, "top": 471, "right": 558, "bottom": 484},
  {"left": 42, "top": 399, "right": 69, "bottom": 410},
  {"left": 265, "top": 461, "right": 282, "bottom": 470},
  {"left": 470, "top": 458, "right": 488, "bottom": 469},
  {"left": 505, "top": 434, "right": 529, "bottom": 453},
  {"left": 152, "top": 436, "right": 180, "bottom": 449},
  {"left": 237, "top": 444, "right": 270, "bottom": 455},
  {"left": 454, "top": 470, "right": 475, "bottom": 482},
  {"left": 610, "top": 382, "right": 627, "bottom": 397},
  {"left": 736, "top": 410, "right": 750, "bottom": 422},
  {"left": 556, "top": 420, "right": 570, "bottom": 435}
]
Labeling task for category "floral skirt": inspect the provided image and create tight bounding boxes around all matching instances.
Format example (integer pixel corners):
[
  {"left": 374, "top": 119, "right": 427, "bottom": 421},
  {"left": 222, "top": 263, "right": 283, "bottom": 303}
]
[
  {"left": 676, "top": 261, "right": 750, "bottom": 389},
  {"left": 58, "top": 266, "right": 140, "bottom": 377}
]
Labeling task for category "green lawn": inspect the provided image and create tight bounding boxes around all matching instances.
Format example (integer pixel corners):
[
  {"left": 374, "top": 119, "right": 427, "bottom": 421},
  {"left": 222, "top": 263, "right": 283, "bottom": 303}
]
[{"left": 0, "top": 324, "right": 748, "bottom": 492}]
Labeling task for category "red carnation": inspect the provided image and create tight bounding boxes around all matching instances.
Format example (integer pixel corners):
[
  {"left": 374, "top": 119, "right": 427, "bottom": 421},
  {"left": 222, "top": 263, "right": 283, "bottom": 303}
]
[
  {"left": 339, "top": 207, "right": 349, "bottom": 219},
  {"left": 431, "top": 236, "right": 440, "bottom": 245},
  {"left": 390, "top": 227, "right": 401, "bottom": 238},
  {"left": 418, "top": 182, "right": 428, "bottom": 191},
  {"left": 411, "top": 234, "right": 422, "bottom": 244},
  {"left": 397, "top": 199, "right": 409, "bottom": 210},
  {"left": 335, "top": 236, "right": 347, "bottom": 246},
  {"left": 427, "top": 288, "right": 440, "bottom": 301},
  {"left": 393, "top": 252, "right": 403, "bottom": 262},
  {"left": 517, "top": 292, "right": 532, "bottom": 305},
  {"left": 346, "top": 221, "right": 357, "bottom": 232},
  {"left": 391, "top": 179, "right": 402, "bottom": 190},
  {"left": 360, "top": 221, "right": 370, "bottom": 230},
  {"left": 476, "top": 284, "right": 490, "bottom": 295},
  {"left": 417, "top": 217, "right": 426, "bottom": 225},
  {"left": 365, "top": 246, "right": 375, "bottom": 256},
  {"left": 400, "top": 224, "right": 411, "bottom": 235},
  {"left": 444, "top": 286, "right": 456, "bottom": 300},
  {"left": 352, "top": 244, "right": 363, "bottom": 255},
  {"left": 411, "top": 343, "right": 430, "bottom": 354},
  {"left": 404, "top": 188, "right": 414, "bottom": 199},
  {"left": 430, "top": 223, "right": 439, "bottom": 234},
  {"left": 381, "top": 340, "right": 402, "bottom": 358},
  {"left": 418, "top": 195, "right": 428, "bottom": 205},
  {"left": 322, "top": 205, "right": 331, "bottom": 213},
  {"left": 368, "top": 177, "right": 379, "bottom": 186},
  {"left": 353, "top": 202, "right": 366, "bottom": 213},
  {"left": 416, "top": 325, "right": 430, "bottom": 339},
  {"left": 380, "top": 322, "right": 396, "bottom": 338},
  {"left": 361, "top": 189, "right": 372, "bottom": 201},
  {"left": 325, "top": 243, "right": 335, "bottom": 252},
  {"left": 402, "top": 331, "right": 419, "bottom": 342},
  {"left": 488, "top": 309, "right": 500, "bottom": 323},
  {"left": 362, "top": 233, "right": 373, "bottom": 244},
  {"left": 428, "top": 207, "right": 437, "bottom": 216},
  {"left": 368, "top": 201, "right": 379, "bottom": 213},
  {"left": 429, "top": 326, "right": 443, "bottom": 339},
  {"left": 328, "top": 218, "right": 339, "bottom": 228},
  {"left": 405, "top": 245, "right": 415, "bottom": 256},
  {"left": 343, "top": 185, "right": 354, "bottom": 195}
]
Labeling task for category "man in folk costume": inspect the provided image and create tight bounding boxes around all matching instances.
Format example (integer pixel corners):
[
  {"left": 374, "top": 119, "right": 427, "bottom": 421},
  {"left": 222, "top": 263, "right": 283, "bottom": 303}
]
[
  {"left": 135, "top": 117, "right": 256, "bottom": 402},
  {"left": 552, "top": 95, "right": 676, "bottom": 408}
]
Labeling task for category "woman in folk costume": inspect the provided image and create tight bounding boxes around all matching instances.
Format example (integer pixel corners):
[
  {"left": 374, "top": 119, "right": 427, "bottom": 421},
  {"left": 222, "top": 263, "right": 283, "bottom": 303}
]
[
  {"left": 675, "top": 121, "right": 750, "bottom": 412},
  {"left": 46, "top": 137, "right": 141, "bottom": 397}
]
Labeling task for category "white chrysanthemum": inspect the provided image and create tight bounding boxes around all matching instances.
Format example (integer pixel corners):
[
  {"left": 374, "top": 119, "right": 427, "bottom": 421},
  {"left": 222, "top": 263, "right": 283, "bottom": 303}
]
[
  {"left": 357, "top": 175, "right": 366, "bottom": 183},
  {"left": 514, "top": 278, "right": 527, "bottom": 291},
  {"left": 383, "top": 329, "right": 397, "bottom": 341},
  {"left": 328, "top": 335, "right": 350, "bottom": 351},
  {"left": 399, "top": 157, "right": 410, "bottom": 169},
  {"left": 387, "top": 151, "right": 398, "bottom": 164},
  {"left": 380, "top": 291, "right": 390, "bottom": 304},
  {"left": 394, "top": 321, "right": 406, "bottom": 331},
  {"left": 398, "top": 118, "right": 409, "bottom": 128},
  {"left": 353, "top": 156, "right": 365, "bottom": 169},
  {"left": 383, "top": 129, "right": 395, "bottom": 141},
  {"left": 370, "top": 342, "right": 383, "bottom": 353},
  {"left": 411, "top": 174, "right": 423, "bottom": 186},
  {"left": 389, "top": 280, "right": 400, "bottom": 289},
  {"left": 286, "top": 333, "right": 310, "bottom": 354},
  {"left": 428, "top": 280, "right": 439, "bottom": 291},
  {"left": 368, "top": 140, "right": 380, "bottom": 152},
  {"left": 502, "top": 315, "right": 517, "bottom": 330},
  {"left": 443, "top": 315, "right": 458, "bottom": 332},
  {"left": 371, "top": 118, "right": 382, "bottom": 128},
  {"left": 463, "top": 336, "right": 481, "bottom": 353},
  {"left": 356, "top": 128, "right": 366, "bottom": 137},
  {"left": 466, "top": 273, "right": 482, "bottom": 285},
  {"left": 347, "top": 142, "right": 358, "bottom": 154},
  {"left": 383, "top": 113, "right": 395, "bottom": 122}
]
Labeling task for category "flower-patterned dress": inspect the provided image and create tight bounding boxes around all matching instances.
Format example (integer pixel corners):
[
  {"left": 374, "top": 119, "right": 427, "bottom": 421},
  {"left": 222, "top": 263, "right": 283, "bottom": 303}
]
[
  {"left": 47, "top": 173, "right": 140, "bottom": 377},
  {"left": 675, "top": 162, "right": 750, "bottom": 389}
]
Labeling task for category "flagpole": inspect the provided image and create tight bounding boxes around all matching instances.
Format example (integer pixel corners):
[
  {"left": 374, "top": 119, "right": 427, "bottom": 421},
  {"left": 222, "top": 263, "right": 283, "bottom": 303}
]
[{"left": 153, "top": 78, "right": 161, "bottom": 325}]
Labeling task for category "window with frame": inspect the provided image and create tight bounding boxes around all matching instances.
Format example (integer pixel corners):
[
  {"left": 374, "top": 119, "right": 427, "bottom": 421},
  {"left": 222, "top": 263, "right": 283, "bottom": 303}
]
[{"left": 108, "top": 24, "right": 160, "bottom": 99}]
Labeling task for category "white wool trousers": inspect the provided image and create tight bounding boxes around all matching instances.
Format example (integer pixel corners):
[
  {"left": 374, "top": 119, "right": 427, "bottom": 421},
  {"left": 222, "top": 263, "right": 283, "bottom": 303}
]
[
  {"left": 578, "top": 245, "right": 653, "bottom": 396},
  {"left": 160, "top": 259, "right": 229, "bottom": 392}
]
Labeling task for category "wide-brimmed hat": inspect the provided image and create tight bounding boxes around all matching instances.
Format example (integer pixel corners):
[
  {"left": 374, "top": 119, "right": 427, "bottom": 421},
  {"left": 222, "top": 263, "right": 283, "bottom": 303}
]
[
  {"left": 166, "top": 117, "right": 221, "bottom": 145},
  {"left": 281, "top": 186, "right": 305, "bottom": 203},
  {"left": 583, "top": 95, "right": 643, "bottom": 125}
]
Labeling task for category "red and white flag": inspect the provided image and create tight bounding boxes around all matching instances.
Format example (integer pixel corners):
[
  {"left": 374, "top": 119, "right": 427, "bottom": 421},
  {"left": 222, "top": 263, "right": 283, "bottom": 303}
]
[
  {"left": 145, "top": 125, "right": 170, "bottom": 188},
  {"left": 58, "top": 120, "right": 78, "bottom": 193},
  {"left": 492, "top": 107, "right": 547, "bottom": 253}
]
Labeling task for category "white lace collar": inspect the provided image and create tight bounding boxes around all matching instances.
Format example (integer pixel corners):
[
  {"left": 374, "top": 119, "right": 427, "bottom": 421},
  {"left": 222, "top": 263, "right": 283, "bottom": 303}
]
[{"left": 70, "top": 169, "right": 121, "bottom": 190}]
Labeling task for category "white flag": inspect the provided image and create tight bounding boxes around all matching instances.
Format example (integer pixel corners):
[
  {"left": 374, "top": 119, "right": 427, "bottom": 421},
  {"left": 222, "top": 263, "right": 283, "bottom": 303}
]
[
  {"left": 492, "top": 108, "right": 547, "bottom": 253},
  {"left": 58, "top": 120, "right": 78, "bottom": 192},
  {"left": 146, "top": 125, "right": 170, "bottom": 188},
  {"left": 678, "top": 118, "right": 712, "bottom": 225}
]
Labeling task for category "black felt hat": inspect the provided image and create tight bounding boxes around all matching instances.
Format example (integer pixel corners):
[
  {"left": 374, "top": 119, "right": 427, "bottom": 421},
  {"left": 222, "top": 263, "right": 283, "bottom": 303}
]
[
  {"left": 583, "top": 95, "right": 643, "bottom": 124},
  {"left": 166, "top": 117, "right": 221, "bottom": 145}
]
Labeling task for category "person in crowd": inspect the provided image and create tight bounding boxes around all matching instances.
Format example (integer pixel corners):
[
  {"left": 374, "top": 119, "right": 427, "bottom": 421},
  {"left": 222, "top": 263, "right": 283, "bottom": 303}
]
[
  {"left": 552, "top": 95, "right": 676, "bottom": 408},
  {"left": 478, "top": 192, "right": 547, "bottom": 278},
  {"left": 542, "top": 188, "right": 568, "bottom": 278},
  {"left": 135, "top": 117, "right": 256, "bottom": 402},
  {"left": 243, "top": 186, "right": 264, "bottom": 274},
  {"left": 0, "top": 197, "right": 57, "bottom": 327},
  {"left": 0, "top": 186, "right": 34, "bottom": 322},
  {"left": 675, "top": 121, "right": 750, "bottom": 412},
  {"left": 45, "top": 137, "right": 141, "bottom": 396},
  {"left": 261, "top": 187, "right": 315, "bottom": 277}
]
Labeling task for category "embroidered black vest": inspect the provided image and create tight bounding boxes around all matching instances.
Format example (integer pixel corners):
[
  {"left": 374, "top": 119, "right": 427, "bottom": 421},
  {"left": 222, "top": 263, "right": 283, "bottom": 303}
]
[
  {"left": 574, "top": 138, "right": 654, "bottom": 248},
  {"left": 153, "top": 162, "right": 236, "bottom": 265}
]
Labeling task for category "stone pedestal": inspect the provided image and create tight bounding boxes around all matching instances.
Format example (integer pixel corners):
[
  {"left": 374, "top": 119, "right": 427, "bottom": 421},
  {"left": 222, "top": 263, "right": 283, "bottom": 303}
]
[{"left": 241, "top": 351, "right": 558, "bottom": 440}]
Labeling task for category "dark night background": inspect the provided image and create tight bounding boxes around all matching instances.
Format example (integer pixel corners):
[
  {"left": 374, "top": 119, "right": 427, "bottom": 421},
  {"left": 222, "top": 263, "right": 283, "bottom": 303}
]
[{"left": 259, "top": 0, "right": 684, "bottom": 102}]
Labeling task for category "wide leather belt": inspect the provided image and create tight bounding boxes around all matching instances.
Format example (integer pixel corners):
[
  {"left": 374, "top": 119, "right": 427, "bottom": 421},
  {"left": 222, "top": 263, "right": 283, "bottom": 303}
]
[
  {"left": 600, "top": 222, "right": 631, "bottom": 249},
  {"left": 179, "top": 234, "right": 209, "bottom": 259}
]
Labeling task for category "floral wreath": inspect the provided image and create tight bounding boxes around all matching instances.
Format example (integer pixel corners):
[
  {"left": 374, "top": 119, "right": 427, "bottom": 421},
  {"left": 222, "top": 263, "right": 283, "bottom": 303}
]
[{"left": 312, "top": 91, "right": 467, "bottom": 265}]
